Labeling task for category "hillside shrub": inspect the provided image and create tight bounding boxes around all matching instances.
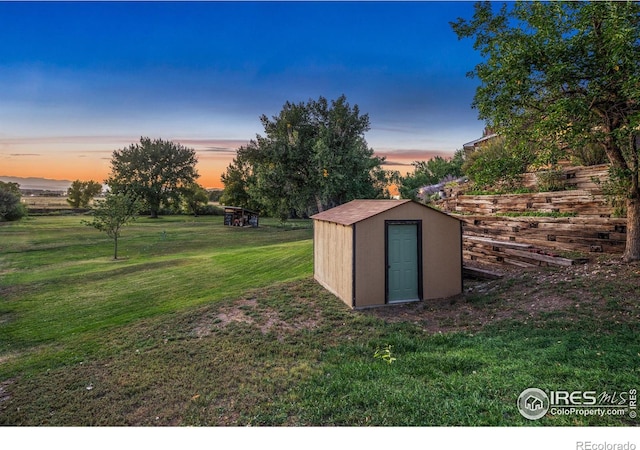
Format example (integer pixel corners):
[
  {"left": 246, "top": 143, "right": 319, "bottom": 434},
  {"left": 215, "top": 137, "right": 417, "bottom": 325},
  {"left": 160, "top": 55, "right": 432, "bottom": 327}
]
[
  {"left": 593, "top": 166, "right": 629, "bottom": 218},
  {"left": 462, "top": 138, "right": 534, "bottom": 191},
  {"left": 570, "top": 143, "right": 608, "bottom": 166},
  {"left": 535, "top": 169, "right": 566, "bottom": 192},
  {"left": 465, "top": 187, "right": 534, "bottom": 196},
  {"left": 0, "top": 183, "right": 27, "bottom": 221},
  {"left": 398, "top": 150, "right": 464, "bottom": 201}
]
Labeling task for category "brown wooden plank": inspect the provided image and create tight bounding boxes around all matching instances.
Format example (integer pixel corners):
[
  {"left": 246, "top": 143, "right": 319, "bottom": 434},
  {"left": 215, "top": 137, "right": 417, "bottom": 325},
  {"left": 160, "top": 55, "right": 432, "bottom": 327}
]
[
  {"left": 463, "top": 265, "right": 503, "bottom": 280},
  {"left": 501, "top": 248, "right": 577, "bottom": 266},
  {"left": 464, "top": 236, "right": 533, "bottom": 249}
]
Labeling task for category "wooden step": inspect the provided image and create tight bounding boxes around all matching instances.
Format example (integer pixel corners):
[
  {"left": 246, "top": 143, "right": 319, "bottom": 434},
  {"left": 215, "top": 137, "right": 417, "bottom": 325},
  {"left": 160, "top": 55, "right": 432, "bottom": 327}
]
[
  {"left": 463, "top": 265, "right": 503, "bottom": 280},
  {"left": 501, "top": 248, "right": 582, "bottom": 267},
  {"left": 502, "top": 257, "right": 539, "bottom": 268},
  {"left": 464, "top": 236, "right": 533, "bottom": 250}
]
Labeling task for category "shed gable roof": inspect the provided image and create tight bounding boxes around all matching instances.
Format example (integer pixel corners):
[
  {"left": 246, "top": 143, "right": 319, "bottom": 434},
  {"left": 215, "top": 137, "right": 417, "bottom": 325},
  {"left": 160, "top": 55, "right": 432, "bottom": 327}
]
[{"left": 311, "top": 199, "right": 424, "bottom": 226}]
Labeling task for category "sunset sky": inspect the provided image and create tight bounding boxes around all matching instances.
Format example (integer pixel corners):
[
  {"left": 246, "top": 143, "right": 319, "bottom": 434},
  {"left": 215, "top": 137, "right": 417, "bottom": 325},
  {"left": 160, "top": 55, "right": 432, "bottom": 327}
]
[{"left": 0, "top": 1, "right": 484, "bottom": 189}]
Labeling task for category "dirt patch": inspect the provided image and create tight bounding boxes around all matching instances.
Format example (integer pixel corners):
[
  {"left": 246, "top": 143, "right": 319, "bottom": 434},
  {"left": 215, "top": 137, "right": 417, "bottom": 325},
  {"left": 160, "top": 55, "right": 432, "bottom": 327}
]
[
  {"left": 0, "top": 379, "right": 15, "bottom": 404},
  {"left": 0, "top": 353, "right": 19, "bottom": 365},
  {"left": 192, "top": 294, "right": 321, "bottom": 340},
  {"left": 214, "top": 297, "right": 258, "bottom": 326},
  {"left": 189, "top": 256, "right": 639, "bottom": 339},
  {"left": 364, "top": 256, "right": 640, "bottom": 333}
]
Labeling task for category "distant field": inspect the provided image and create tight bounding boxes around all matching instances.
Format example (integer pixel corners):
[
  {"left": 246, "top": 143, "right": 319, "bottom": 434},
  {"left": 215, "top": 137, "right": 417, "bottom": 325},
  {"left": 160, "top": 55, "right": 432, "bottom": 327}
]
[
  {"left": 0, "top": 215, "right": 638, "bottom": 426},
  {"left": 21, "top": 196, "right": 223, "bottom": 213},
  {"left": 21, "top": 196, "right": 71, "bottom": 210}
]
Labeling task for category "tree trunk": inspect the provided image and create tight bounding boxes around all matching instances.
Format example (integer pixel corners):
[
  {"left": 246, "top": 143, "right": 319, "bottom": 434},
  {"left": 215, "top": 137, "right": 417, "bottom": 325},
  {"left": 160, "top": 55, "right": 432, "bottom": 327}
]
[
  {"left": 113, "top": 235, "right": 119, "bottom": 260},
  {"left": 315, "top": 195, "right": 324, "bottom": 214},
  {"left": 623, "top": 196, "right": 640, "bottom": 262},
  {"left": 622, "top": 135, "right": 640, "bottom": 262}
]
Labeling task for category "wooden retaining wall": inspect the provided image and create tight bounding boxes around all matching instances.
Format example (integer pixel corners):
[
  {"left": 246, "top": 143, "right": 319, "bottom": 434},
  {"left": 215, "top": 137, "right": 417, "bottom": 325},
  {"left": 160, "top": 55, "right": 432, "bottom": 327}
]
[
  {"left": 446, "top": 190, "right": 612, "bottom": 217},
  {"left": 520, "top": 164, "right": 609, "bottom": 191},
  {"left": 461, "top": 215, "right": 627, "bottom": 257},
  {"left": 463, "top": 236, "right": 589, "bottom": 268},
  {"left": 437, "top": 165, "right": 628, "bottom": 264}
]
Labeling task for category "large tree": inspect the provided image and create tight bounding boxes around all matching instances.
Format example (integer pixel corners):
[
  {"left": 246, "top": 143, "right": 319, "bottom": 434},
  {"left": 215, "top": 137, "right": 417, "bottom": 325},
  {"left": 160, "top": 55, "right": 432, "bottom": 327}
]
[
  {"left": 107, "top": 137, "right": 199, "bottom": 218},
  {"left": 67, "top": 180, "right": 103, "bottom": 208},
  {"left": 452, "top": 1, "right": 640, "bottom": 261},
  {"left": 221, "top": 95, "right": 392, "bottom": 219},
  {"left": 219, "top": 152, "right": 261, "bottom": 212},
  {"left": 180, "top": 182, "right": 210, "bottom": 217}
]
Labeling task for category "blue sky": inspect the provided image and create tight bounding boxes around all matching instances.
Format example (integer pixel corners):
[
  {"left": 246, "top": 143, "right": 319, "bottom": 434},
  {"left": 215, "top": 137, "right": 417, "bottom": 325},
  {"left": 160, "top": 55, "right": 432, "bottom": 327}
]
[{"left": 0, "top": 1, "right": 484, "bottom": 187}]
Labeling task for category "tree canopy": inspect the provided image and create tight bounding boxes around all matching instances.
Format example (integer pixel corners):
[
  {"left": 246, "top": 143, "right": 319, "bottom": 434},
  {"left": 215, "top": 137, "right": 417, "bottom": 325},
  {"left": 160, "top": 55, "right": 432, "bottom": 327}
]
[
  {"left": 221, "top": 95, "right": 394, "bottom": 220},
  {"left": 107, "top": 137, "right": 199, "bottom": 218},
  {"left": 181, "top": 182, "right": 210, "bottom": 217},
  {"left": 452, "top": 0, "right": 640, "bottom": 261},
  {"left": 398, "top": 151, "right": 464, "bottom": 201},
  {"left": 67, "top": 180, "right": 103, "bottom": 208},
  {"left": 83, "top": 192, "right": 141, "bottom": 260},
  {"left": 0, "top": 181, "right": 26, "bottom": 222}
]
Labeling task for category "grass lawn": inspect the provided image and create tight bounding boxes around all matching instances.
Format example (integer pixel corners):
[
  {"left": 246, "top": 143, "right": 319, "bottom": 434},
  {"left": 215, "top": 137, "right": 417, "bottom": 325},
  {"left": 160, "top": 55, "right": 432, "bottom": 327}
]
[{"left": 0, "top": 215, "right": 638, "bottom": 426}]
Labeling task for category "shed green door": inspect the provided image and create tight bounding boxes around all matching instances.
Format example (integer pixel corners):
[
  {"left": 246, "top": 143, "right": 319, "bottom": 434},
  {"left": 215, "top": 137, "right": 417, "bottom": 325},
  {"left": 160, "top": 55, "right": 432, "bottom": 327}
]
[{"left": 387, "top": 223, "right": 420, "bottom": 303}]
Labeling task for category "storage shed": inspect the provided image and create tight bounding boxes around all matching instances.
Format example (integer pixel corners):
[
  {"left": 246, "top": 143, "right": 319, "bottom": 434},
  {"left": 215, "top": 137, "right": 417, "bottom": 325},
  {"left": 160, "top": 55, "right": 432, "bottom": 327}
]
[
  {"left": 223, "top": 206, "right": 259, "bottom": 227},
  {"left": 311, "top": 199, "right": 462, "bottom": 309}
]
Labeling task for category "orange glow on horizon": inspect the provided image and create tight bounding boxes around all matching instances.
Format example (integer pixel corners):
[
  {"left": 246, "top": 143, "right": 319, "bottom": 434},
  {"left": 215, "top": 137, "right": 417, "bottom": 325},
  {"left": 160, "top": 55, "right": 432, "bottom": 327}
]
[
  {"left": 2, "top": 143, "right": 451, "bottom": 191},
  {"left": 1, "top": 154, "right": 110, "bottom": 184},
  {"left": 2, "top": 155, "right": 228, "bottom": 189}
]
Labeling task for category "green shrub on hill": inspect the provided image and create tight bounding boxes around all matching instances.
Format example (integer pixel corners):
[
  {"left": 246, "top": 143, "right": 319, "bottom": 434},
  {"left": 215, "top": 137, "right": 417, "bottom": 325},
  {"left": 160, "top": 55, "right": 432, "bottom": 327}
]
[
  {"left": 462, "top": 138, "right": 534, "bottom": 191},
  {"left": 0, "top": 181, "right": 27, "bottom": 221}
]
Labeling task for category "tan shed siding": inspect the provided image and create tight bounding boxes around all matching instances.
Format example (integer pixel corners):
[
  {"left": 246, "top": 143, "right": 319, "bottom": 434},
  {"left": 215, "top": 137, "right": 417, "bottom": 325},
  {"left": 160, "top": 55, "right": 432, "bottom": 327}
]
[
  {"left": 354, "top": 203, "right": 425, "bottom": 307},
  {"left": 422, "top": 210, "right": 463, "bottom": 299},
  {"left": 313, "top": 220, "right": 353, "bottom": 307},
  {"left": 354, "top": 203, "right": 461, "bottom": 306},
  {"left": 354, "top": 220, "right": 387, "bottom": 307}
]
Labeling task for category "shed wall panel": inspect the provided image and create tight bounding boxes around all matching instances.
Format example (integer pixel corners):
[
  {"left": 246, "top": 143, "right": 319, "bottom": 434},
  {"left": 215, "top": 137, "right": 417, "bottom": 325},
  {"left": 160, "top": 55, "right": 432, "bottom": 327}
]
[
  {"left": 313, "top": 220, "right": 353, "bottom": 307},
  {"left": 422, "top": 210, "right": 463, "bottom": 299},
  {"left": 353, "top": 219, "right": 386, "bottom": 307},
  {"left": 354, "top": 202, "right": 461, "bottom": 306}
]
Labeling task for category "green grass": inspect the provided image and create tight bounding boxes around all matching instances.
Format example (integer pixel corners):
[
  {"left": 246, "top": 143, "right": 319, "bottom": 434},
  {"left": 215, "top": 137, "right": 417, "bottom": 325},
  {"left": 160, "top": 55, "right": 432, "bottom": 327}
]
[
  {"left": 0, "top": 216, "right": 312, "bottom": 376},
  {"left": 0, "top": 215, "right": 638, "bottom": 426}
]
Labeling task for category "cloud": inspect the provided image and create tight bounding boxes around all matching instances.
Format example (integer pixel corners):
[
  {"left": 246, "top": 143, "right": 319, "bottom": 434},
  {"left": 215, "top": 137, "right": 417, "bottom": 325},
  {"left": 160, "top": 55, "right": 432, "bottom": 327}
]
[
  {"left": 170, "top": 138, "right": 248, "bottom": 151},
  {"left": 200, "top": 147, "right": 241, "bottom": 153},
  {"left": 372, "top": 125, "right": 422, "bottom": 134},
  {"left": 376, "top": 149, "right": 454, "bottom": 161},
  {"left": 9, "top": 153, "right": 40, "bottom": 157},
  {"left": 1, "top": 135, "right": 124, "bottom": 145},
  {"left": 381, "top": 160, "right": 412, "bottom": 167}
]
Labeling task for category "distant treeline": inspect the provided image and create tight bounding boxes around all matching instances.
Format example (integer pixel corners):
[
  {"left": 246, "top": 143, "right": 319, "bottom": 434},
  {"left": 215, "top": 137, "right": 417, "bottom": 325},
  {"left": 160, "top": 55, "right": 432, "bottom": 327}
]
[
  {"left": 19, "top": 188, "right": 223, "bottom": 199},
  {"left": 20, "top": 189, "right": 67, "bottom": 197}
]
